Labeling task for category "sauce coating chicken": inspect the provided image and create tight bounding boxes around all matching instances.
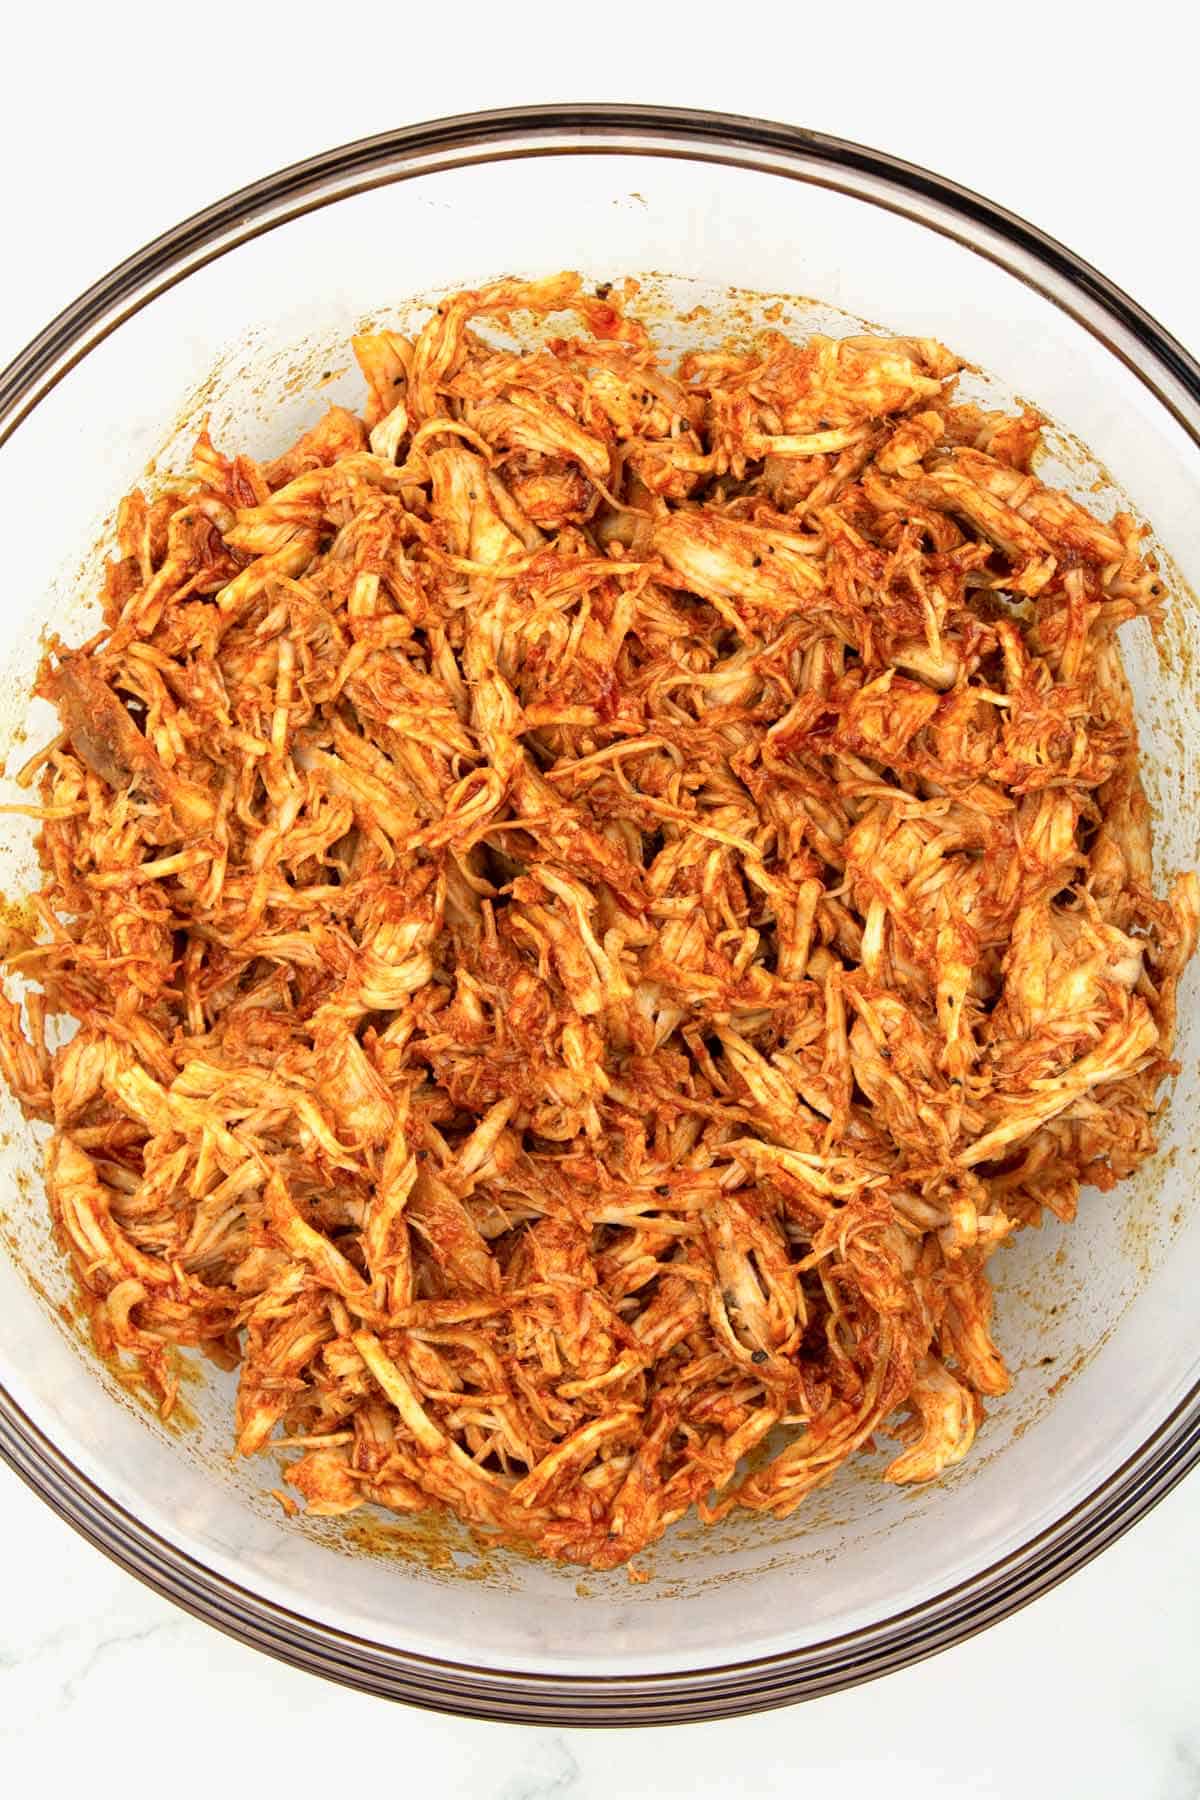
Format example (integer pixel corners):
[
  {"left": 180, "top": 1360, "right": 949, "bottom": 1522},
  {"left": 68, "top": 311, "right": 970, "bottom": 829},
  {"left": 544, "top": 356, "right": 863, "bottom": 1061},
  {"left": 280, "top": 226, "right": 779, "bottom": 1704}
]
[{"left": 1, "top": 273, "right": 1194, "bottom": 1569}]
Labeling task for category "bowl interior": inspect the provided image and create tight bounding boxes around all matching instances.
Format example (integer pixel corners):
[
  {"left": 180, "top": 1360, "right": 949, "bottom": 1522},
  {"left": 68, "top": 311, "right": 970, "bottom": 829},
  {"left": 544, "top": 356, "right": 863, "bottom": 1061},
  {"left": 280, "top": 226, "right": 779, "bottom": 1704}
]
[{"left": 1, "top": 141, "right": 1198, "bottom": 1680}]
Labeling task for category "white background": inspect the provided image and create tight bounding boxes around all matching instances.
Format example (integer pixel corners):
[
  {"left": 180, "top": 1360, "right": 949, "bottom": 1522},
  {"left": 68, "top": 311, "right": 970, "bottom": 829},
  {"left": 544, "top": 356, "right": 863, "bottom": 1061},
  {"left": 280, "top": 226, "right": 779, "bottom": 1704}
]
[{"left": 2, "top": 3, "right": 1199, "bottom": 1792}]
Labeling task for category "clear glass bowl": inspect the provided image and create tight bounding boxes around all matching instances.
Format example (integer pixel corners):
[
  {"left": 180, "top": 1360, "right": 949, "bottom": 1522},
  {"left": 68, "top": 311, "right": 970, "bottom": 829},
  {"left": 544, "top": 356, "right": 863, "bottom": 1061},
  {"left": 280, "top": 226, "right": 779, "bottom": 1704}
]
[{"left": 1, "top": 105, "right": 1198, "bottom": 1725}]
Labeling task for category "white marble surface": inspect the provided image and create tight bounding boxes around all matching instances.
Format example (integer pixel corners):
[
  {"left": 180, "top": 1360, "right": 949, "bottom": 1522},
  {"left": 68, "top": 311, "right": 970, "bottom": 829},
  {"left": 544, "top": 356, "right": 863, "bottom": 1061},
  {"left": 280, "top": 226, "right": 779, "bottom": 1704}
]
[
  {"left": 3, "top": 4, "right": 1200, "bottom": 1788},
  {"left": 1, "top": 1452, "right": 1197, "bottom": 1793}
]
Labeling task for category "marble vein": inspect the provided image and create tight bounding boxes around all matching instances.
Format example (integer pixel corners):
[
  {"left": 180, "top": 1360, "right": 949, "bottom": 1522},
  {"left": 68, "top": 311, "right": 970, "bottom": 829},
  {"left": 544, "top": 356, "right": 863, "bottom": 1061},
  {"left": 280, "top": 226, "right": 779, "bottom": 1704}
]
[{"left": 497, "top": 1733, "right": 582, "bottom": 1800}]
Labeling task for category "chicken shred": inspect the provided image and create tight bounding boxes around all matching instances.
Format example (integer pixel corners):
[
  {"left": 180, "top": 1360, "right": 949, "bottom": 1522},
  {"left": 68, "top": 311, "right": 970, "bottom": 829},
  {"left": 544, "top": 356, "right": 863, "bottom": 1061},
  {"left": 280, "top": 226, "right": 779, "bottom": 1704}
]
[{"left": 2, "top": 272, "right": 1195, "bottom": 1569}]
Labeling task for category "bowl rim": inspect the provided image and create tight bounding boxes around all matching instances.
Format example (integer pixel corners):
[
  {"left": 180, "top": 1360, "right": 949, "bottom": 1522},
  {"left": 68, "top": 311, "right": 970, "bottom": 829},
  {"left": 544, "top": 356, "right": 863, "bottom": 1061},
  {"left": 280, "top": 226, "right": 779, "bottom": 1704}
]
[{"left": 1, "top": 101, "right": 1198, "bottom": 1725}]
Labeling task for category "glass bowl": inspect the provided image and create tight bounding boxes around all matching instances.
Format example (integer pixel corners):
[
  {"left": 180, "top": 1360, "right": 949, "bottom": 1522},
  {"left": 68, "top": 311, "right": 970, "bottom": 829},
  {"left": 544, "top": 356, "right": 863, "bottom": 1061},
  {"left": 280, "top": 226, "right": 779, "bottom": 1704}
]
[{"left": 0, "top": 105, "right": 1197, "bottom": 1725}]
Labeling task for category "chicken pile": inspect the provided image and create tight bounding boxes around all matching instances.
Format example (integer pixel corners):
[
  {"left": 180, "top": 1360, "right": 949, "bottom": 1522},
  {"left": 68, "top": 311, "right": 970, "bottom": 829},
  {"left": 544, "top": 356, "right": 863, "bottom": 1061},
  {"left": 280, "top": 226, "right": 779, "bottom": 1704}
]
[{"left": 1, "top": 272, "right": 1194, "bottom": 1570}]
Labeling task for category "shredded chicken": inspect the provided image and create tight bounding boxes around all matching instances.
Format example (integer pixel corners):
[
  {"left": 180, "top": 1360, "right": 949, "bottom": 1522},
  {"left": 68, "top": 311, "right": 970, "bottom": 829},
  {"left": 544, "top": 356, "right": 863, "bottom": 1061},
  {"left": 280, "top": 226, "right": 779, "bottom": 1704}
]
[{"left": 1, "top": 272, "right": 1194, "bottom": 1570}]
